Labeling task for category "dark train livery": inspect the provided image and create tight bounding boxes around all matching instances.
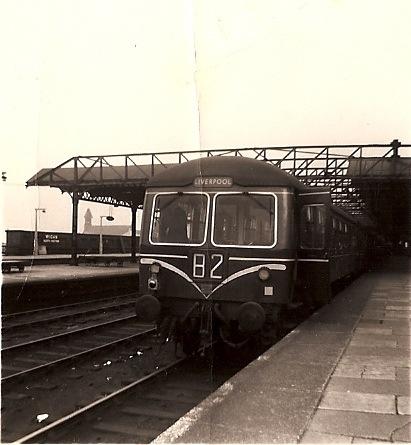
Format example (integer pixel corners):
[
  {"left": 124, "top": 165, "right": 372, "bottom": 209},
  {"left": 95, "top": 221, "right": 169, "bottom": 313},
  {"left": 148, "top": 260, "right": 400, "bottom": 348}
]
[{"left": 135, "top": 157, "right": 370, "bottom": 349}]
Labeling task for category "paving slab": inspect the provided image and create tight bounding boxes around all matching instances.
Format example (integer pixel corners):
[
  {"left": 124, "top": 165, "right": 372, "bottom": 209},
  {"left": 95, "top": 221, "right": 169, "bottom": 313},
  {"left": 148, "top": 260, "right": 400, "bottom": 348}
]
[
  {"left": 385, "top": 312, "right": 411, "bottom": 319},
  {"left": 362, "top": 310, "right": 387, "bottom": 319},
  {"left": 356, "top": 327, "right": 393, "bottom": 335},
  {"left": 320, "top": 391, "right": 396, "bottom": 414},
  {"left": 326, "top": 376, "right": 410, "bottom": 396},
  {"left": 391, "top": 422, "right": 411, "bottom": 442},
  {"left": 396, "top": 368, "right": 411, "bottom": 381},
  {"left": 300, "top": 430, "right": 353, "bottom": 443},
  {"left": 308, "top": 410, "right": 411, "bottom": 441},
  {"left": 350, "top": 336, "right": 397, "bottom": 348},
  {"left": 397, "top": 397, "right": 411, "bottom": 415},
  {"left": 392, "top": 327, "right": 411, "bottom": 336},
  {"left": 380, "top": 320, "right": 411, "bottom": 328},
  {"left": 340, "top": 355, "right": 411, "bottom": 368},
  {"left": 344, "top": 345, "right": 411, "bottom": 361},
  {"left": 333, "top": 364, "right": 396, "bottom": 380},
  {"left": 396, "top": 336, "right": 411, "bottom": 348}
]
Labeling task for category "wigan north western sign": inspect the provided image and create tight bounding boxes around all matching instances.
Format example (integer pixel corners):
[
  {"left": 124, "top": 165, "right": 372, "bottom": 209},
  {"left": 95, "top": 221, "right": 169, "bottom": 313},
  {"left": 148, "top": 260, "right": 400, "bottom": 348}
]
[{"left": 193, "top": 176, "right": 233, "bottom": 187}]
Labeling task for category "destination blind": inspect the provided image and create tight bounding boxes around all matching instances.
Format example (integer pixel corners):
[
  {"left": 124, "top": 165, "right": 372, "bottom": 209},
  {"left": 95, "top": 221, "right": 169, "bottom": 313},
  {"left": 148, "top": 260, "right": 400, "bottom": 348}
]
[{"left": 193, "top": 176, "right": 233, "bottom": 187}]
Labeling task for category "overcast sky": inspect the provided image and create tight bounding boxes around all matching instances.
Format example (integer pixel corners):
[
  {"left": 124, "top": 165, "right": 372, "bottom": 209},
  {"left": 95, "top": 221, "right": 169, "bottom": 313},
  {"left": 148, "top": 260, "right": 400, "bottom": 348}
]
[{"left": 1, "top": 0, "right": 411, "bottom": 239}]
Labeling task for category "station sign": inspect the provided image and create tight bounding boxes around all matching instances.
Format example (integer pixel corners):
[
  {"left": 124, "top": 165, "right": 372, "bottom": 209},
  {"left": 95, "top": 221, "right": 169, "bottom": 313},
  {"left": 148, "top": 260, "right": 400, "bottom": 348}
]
[
  {"left": 42, "top": 233, "right": 60, "bottom": 244},
  {"left": 193, "top": 176, "right": 233, "bottom": 188}
]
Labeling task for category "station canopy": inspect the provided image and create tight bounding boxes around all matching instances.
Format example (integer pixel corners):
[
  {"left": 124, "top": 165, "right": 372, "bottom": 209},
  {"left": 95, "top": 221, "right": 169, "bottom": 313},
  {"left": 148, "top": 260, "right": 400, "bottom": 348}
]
[{"left": 27, "top": 140, "right": 411, "bottom": 242}]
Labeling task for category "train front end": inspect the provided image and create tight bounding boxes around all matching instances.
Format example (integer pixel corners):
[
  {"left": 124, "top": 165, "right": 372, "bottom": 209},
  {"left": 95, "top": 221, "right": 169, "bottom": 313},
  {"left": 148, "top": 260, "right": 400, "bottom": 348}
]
[{"left": 135, "top": 157, "right": 297, "bottom": 350}]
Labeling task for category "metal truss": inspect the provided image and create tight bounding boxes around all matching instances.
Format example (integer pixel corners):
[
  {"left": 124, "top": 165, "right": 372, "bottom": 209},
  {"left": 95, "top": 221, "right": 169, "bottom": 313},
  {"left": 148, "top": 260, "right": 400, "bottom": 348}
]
[
  {"left": 77, "top": 191, "right": 132, "bottom": 208},
  {"left": 29, "top": 140, "right": 411, "bottom": 220}
]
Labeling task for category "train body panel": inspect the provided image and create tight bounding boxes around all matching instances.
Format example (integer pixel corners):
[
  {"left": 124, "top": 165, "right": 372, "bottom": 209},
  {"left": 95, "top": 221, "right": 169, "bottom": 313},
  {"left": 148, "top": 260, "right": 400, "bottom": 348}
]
[{"left": 135, "top": 156, "right": 376, "bottom": 348}]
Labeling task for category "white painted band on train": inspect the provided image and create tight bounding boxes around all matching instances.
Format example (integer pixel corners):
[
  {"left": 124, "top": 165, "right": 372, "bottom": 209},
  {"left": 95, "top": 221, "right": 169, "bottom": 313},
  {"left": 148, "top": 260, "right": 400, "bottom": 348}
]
[
  {"left": 139, "top": 253, "right": 188, "bottom": 259},
  {"left": 229, "top": 257, "right": 296, "bottom": 262},
  {"left": 297, "top": 258, "right": 329, "bottom": 262},
  {"left": 140, "top": 255, "right": 328, "bottom": 262}
]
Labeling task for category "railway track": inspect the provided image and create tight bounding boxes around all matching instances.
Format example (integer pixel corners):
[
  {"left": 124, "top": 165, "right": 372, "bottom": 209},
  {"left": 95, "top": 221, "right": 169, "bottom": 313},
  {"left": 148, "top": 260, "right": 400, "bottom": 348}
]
[
  {"left": 1, "top": 328, "right": 178, "bottom": 443},
  {"left": 6, "top": 349, "right": 243, "bottom": 444},
  {"left": 1, "top": 316, "right": 155, "bottom": 384},
  {"left": 1, "top": 294, "right": 138, "bottom": 348}
]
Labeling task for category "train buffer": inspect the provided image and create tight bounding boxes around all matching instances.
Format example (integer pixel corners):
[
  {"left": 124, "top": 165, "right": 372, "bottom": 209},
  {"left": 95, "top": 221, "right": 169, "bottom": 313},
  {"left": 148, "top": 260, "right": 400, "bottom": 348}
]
[
  {"left": 2, "top": 260, "right": 26, "bottom": 273},
  {"left": 82, "top": 255, "right": 125, "bottom": 267}
]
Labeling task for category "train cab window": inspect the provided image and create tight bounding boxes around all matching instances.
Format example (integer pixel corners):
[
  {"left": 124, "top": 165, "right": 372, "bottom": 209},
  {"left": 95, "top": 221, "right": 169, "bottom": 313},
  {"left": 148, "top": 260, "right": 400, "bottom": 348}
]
[
  {"left": 300, "top": 204, "right": 326, "bottom": 249},
  {"left": 213, "top": 193, "right": 276, "bottom": 247},
  {"left": 150, "top": 193, "right": 208, "bottom": 245}
]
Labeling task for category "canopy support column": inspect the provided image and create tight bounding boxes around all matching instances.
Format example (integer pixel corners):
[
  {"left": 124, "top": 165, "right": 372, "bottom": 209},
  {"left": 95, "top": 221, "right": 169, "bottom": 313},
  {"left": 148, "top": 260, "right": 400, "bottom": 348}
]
[
  {"left": 71, "top": 191, "right": 79, "bottom": 266},
  {"left": 131, "top": 206, "right": 137, "bottom": 263}
]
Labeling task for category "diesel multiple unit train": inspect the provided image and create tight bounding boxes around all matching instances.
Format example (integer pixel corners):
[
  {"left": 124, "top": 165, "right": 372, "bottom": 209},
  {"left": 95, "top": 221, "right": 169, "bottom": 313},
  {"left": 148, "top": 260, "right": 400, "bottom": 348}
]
[{"left": 135, "top": 156, "right": 372, "bottom": 350}]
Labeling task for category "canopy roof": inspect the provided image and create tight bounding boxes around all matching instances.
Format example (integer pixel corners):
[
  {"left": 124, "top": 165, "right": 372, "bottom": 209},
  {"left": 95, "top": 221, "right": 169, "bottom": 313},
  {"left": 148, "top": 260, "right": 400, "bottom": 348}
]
[{"left": 27, "top": 141, "right": 411, "bottom": 241}]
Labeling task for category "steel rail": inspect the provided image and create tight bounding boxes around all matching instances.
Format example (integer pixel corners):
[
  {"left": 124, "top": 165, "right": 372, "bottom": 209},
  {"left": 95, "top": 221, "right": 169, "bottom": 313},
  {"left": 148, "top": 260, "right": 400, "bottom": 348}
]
[
  {"left": 12, "top": 356, "right": 186, "bottom": 444},
  {"left": 1, "top": 300, "right": 135, "bottom": 332},
  {"left": 2, "top": 314, "right": 140, "bottom": 352},
  {"left": 2, "top": 326, "right": 156, "bottom": 385},
  {"left": 2, "top": 292, "right": 136, "bottom": 321}
]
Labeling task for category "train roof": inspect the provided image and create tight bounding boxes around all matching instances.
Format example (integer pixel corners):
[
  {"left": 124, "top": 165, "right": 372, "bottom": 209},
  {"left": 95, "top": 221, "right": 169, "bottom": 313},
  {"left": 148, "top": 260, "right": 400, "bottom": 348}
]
[{"left": 147, "top": 156, "right": 309, "bottom": 191}]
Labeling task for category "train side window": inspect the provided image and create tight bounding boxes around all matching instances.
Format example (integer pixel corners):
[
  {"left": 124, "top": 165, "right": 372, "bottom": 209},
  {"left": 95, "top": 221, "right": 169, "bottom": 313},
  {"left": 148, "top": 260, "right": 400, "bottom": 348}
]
[{"left": 300, "top": 205, "right": 326, "bottom": 250}]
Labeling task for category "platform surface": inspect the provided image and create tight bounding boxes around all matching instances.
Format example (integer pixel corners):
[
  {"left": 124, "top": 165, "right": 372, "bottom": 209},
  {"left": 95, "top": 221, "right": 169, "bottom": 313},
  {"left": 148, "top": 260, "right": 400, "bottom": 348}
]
[
  {"left": 2, "top": 253, "right": 132, "bottom": 265},
  {"left": 3, "top": 254, "right": 131, "bottom": 261},
  {"left": 1, "top": 262, "right": 139, "bottom": 286},
  {"left": 155, "top": 257, "right": 411, "bottom": 444}
]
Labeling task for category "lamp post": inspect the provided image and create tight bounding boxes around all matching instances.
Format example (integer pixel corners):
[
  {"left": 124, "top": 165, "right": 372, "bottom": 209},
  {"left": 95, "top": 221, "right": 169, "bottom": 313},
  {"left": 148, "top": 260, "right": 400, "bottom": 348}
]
[
  {"left": 34, "top": 208, "right": 46, "bottom": 255},
  {"left": 99, "top": 215, "right": 114, "bottom": 255}
]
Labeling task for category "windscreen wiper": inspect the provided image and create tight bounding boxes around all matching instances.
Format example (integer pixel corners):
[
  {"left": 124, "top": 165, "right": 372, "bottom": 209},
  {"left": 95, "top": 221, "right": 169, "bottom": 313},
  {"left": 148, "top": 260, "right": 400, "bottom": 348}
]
[{"left": 242, "top": 192, "right": 274, "bottom": 215}]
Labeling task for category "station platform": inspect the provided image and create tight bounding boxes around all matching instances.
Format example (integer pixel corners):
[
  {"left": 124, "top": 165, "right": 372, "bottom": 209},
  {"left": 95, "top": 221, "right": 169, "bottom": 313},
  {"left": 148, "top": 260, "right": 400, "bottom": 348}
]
[
  {"left": 2, "top": 261, "right": 138, "bottom": 286},
  {"left": 1, "top": 261, "right": 139, "bottom": 313},
  {"left": 155, "top": 256, "right": 411, "bottom": 444},
  {"left": 2, "top": 253, "right": 132, "bottom": 266}
]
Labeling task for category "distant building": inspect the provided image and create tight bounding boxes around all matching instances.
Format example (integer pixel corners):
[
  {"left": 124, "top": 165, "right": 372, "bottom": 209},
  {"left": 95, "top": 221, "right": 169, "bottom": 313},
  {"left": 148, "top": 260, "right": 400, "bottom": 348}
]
[{"left": 83, "top": 208, "right": 131, "bottom": 236}]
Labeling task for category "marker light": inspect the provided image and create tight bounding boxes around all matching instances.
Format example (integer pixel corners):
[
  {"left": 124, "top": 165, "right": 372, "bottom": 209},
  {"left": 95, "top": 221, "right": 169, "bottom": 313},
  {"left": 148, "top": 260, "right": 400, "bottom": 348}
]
[
  {"left": 258, "top": 268, "right": 270, "bottom": 281},
  {"left": 148, "top": 277, "right": 158, "bottom": 290},
  {"left": 150, "top": 263, "right": 160, "bottom": 274}
]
